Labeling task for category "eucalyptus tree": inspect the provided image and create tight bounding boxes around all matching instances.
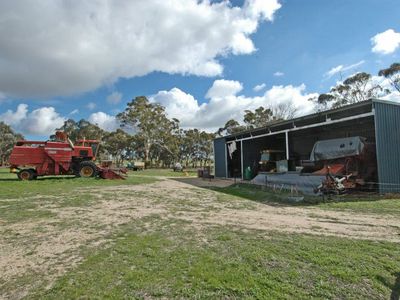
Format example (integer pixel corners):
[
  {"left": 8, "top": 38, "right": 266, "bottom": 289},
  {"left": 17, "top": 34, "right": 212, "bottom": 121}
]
[
  {"left": 0, "top": 122, "right": 23, "bottom": 165},
  {"left": 117, "top": 96, "right": 179, "bottom": 164},
  {"left": 310, "top": 72, "right": 385, "bottom": 110},
  {"left": 102, "top": 129, "right": 133, "bottom": 167},
  {"left": 57, "top": 119, "right": 105, "bottom": 142},
  {"left": 243, "top": 106, "right": 273, "bottom": 129},
  {"left": 379, "top": 62, "right": 400, "bottom": 92}
]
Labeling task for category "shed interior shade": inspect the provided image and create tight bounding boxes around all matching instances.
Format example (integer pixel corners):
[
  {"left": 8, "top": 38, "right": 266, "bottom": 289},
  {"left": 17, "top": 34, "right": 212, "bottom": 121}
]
[{"left": 214, "top": 99, "right": 400, "bottom": 193}]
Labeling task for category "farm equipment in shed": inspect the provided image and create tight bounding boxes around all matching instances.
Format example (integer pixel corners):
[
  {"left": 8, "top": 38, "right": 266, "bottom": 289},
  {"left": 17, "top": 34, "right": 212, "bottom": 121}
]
[
  {"left": 311, "top": 136, "right": 377, "bottom": 195},
  {"left": 8, "top": 131, "right": 127, "bottom": 180}
]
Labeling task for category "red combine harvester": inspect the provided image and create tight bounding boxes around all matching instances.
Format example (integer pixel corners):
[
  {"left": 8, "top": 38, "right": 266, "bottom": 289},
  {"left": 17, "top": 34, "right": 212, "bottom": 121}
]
[{"left": 9, "top": 131, "right": 126, "bottom": 180}]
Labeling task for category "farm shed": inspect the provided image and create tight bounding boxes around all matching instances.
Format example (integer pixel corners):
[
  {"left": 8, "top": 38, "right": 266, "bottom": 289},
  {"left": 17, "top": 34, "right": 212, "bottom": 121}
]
[{"left": 213, "top": 99, "right": 400, "bottom": 193}]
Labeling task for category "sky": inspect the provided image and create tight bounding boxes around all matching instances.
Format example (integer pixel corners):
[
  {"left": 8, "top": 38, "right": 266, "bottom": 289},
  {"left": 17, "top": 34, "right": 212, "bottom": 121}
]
[{"left": 0, "top": 0, "right": 399, "bottom": 139}]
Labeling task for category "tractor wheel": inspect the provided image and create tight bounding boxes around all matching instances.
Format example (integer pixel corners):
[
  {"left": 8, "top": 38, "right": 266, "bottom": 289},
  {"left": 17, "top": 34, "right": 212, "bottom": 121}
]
[
  {"left": 78, "top": 161, "right": 98, "bottom": 178},
  {"left": 17, "top": 169, "right": 34, "bottom": 181}
]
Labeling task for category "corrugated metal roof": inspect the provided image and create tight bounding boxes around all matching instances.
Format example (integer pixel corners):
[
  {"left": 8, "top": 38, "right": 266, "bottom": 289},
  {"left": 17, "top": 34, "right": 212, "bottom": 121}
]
[{"left": 221, "top": 99, "right": 375, "bottom": 140}]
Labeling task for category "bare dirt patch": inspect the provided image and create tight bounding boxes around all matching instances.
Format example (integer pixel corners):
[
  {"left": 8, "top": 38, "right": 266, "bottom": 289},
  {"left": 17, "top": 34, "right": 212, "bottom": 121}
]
[{"left": 1, "top": 178, "right": 399, "bottom": 299}]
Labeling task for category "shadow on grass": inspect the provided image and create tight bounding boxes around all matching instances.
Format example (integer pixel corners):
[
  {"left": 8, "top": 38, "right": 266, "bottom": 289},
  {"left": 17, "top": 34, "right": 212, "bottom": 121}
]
[
  {"left": 0, "top": 176, "right": 78, "bottom": 182},
  {"left": 171, "top": 177, "right": 317, "bottom": 207},
  {"left": 391, "top": 273, "right": 400, "bottom": 300},
  {"left": 171, "top": 177, "right": 388, "bottom": 207},
  {"left": 377, "top": 272, "right": 400, "bottom": 300}
]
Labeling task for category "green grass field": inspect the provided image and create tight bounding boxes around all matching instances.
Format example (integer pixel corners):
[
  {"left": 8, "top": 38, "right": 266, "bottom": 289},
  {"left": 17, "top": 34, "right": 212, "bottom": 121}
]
[
  {"left": 1, "top": 168, "right": 399, "bottom": 299},
  {"left": 0, "top": 168, "right": 157, "bottom": 200},
  {"left": 36, "top": 221, "right": 400, "bottom": 299},
  {"left": 212, "top": 183, "right": 400, "bottom": 215},
  {"left": 133, "top": 168, "right": 198, "bottom": 177}
]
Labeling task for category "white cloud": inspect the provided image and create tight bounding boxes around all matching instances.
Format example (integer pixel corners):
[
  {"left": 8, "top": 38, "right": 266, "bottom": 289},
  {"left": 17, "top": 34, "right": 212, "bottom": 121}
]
[
  {"left": 0, "top": 104, "right": 28, "bottom": 126},
  {"left": 1, "top": 78, "right": 318, "bottom": 135},
  {"left": 371, "top": 29, "right": 400, "bottom": 55},
  {"left": 0, "top": 104, "right": 120, "bottom": 135},
  {"left": 205, "top": 79, "right": 243, "bottom": 99},
  {"left": 381, "top": 91, "right": 400, "bottom": 103},
  {"left": 325, "top": 60, "right": 365, "bottom": 78},
  {"left": 0, "top": 104, "right": 65, "bottom": 135},
  {"left": 87, "top": 102, "right": 96, "bottom": 110},
  {"left": 370, "top": 74, "right": 399, "bottom": 95},
  {"left": 0, "top": 0, "right": 281, "bottom": 98},
  {"left": 273, "top": 71, "right": 284, "bottom": 77},
  {"left": 151, "top": 80, "right": 317, "bottom": 131},
  {"left": 106, "top": 92, "right": 122, "bottom": 105},
  {"left": 88, "top": 112, "right": 119, "bottom": 132},
  {"left": 69, "top": 109, "right": 79, "bottom": 115},
  {"left": 253, "top": 83, "right": 266, "bottom": 92},
  {"left": 150, "top": 88, "right": 205, "bottom": 126},
  {"left": 245, "top": 0, "right": 282, "bottom": 21}
]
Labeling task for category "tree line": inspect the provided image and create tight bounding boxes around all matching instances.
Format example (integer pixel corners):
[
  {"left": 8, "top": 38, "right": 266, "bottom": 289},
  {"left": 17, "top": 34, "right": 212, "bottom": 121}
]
[
  {"left": 56, "top": 96, "right": 215, "bottom": 168},
  {"left": 309, "top": 62, "right": 400, "bottom": 110}
]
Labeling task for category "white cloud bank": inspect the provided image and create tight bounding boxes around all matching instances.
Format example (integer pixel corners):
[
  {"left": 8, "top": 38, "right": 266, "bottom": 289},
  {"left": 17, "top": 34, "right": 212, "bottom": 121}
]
[
  {"left": 1, "top": 79, "right": 317, "bottom": 136},
  {"left": 206, "top": 79, "right": 244, "bottom": 99},
  {"left": 371, "top": 29, "right": 400, "bottom": 55},
  {"left": 88, "top": 112, "right": 120, "bottom": 132},
  {"left": 0, "top": 104, "right": 65, "bottom": 135},
  {"left": 151, "top": 79, "right": 317, "bottom": 130},
  {"left": 0, "top": 0, "right": 281, "bottom": 98},
  {"left": 0, "top": 103, "right": 120, "bottom": 135}
]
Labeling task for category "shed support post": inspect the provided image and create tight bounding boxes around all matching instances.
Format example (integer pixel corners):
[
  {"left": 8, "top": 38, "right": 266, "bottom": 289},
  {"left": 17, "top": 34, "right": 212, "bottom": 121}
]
[
  {"left": 212, "top": 141, "right": 215, "bottom": 177},
  {"left": 241, "top": 140, "right": 243, "bottom": 180},
  {"left": 285, "top": 131, "right": 289, "bottom": 160},
  {"left": 224, "top": 142, "right": 228, "bottom": 178}
]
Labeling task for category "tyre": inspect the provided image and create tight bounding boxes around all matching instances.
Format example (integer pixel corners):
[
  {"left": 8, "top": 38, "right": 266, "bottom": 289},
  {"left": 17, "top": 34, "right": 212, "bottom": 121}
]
[
  {"left": 78, "top": 161, "right": 98, "bottom": 178},
  {"left": 30, "top": 169, "right": 38, "bottom": 180},
  {"left": 17, "top": 169, "right": 34, "bottom": 181}
]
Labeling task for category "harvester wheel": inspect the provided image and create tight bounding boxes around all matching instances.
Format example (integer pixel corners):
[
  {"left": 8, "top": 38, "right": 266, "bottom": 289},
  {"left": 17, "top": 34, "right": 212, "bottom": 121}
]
[
  {"left": 30, "top": 169, "right": 38, "bottom": 180},
  {"left": 78, "top": 161, "right": 98, "bottom": 178},
  {"left": 17, "top": 169, "right": 34, "bottom": 181}
]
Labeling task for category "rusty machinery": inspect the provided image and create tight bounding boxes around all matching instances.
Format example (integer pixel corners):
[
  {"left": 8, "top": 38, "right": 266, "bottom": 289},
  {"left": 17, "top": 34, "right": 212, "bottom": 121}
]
[
  {"left": 309, "top": 136, "right": 377, "bottom": 195},
  {"left": 9, "top": 131, "right": 127, "bottom": 180}
]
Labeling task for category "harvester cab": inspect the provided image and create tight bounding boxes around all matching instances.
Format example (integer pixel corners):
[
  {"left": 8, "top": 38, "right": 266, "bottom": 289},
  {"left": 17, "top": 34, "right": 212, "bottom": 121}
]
[{"left": 75, "top": 139, "right": 100, "bottom": 160}]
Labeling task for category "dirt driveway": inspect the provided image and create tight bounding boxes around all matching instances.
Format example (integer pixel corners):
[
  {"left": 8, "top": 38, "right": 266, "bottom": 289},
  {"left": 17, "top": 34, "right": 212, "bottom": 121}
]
[{"left": 1, "top": 177, "right": 399, "bottom": 299}]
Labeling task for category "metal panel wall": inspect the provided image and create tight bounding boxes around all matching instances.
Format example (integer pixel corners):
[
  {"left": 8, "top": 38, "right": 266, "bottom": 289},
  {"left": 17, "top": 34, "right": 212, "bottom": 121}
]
[
  {"left": 374, "top": 101, "right": 400, "bottom": 193},
  {"left": 213, "top": 137, "right": 227, "bottom": 178}
]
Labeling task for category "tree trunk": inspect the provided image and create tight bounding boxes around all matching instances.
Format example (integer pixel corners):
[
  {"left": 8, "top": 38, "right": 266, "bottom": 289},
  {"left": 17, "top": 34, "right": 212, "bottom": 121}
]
[{"left": 145, "top": 148, "right": 150, "bottom": 163}]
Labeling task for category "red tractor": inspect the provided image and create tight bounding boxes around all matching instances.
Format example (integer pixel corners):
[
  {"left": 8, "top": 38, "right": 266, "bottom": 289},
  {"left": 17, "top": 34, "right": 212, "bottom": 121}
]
[{"left": 9, "top": 132, "right": 126, "bottom": 180}]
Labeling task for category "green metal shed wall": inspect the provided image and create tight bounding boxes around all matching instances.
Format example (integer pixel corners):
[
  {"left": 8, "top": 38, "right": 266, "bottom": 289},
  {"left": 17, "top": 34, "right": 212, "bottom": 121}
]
[
  {"left": 374, "top": 101, "right": 400, "bottom": 193},
  {"left": 213, "top": 137, "right": 227, "bottom": 178}
]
